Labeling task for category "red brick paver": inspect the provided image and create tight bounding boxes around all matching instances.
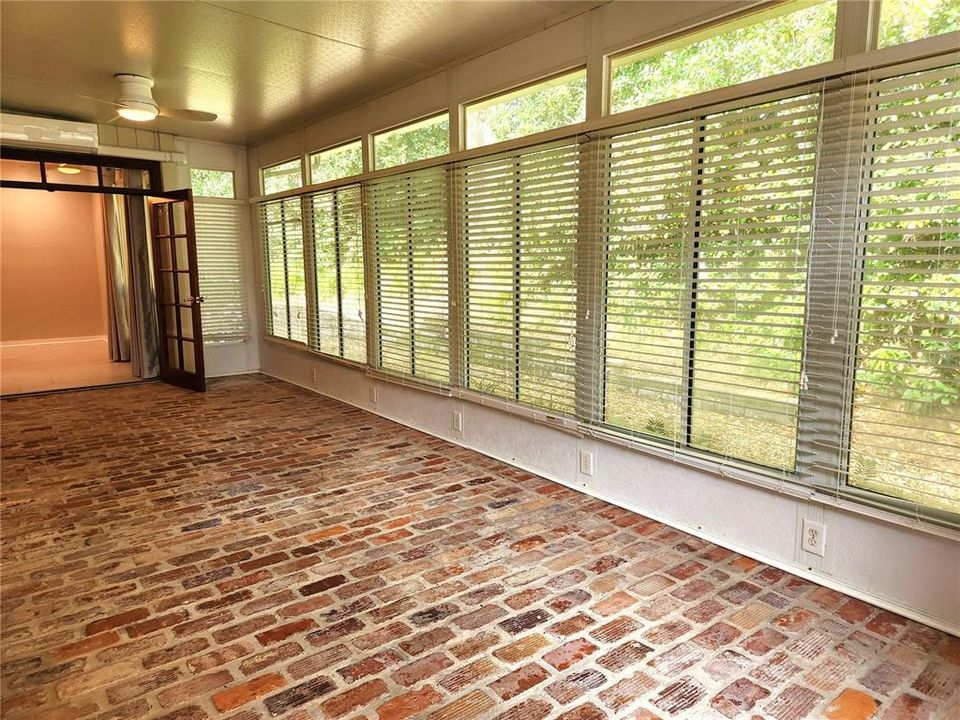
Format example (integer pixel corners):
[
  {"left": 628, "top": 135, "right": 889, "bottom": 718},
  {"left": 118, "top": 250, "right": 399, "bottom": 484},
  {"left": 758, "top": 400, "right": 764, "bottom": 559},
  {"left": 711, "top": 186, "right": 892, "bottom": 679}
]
[{"left": 1, "top": 375, "right": 956, "bottom": 718}]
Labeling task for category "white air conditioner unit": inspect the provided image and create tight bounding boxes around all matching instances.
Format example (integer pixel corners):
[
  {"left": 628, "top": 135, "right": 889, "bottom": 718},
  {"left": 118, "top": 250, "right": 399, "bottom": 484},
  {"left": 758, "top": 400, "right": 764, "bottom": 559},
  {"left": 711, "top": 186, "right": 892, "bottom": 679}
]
[{"left": 0, "top": 113, "right": 99, "bottom": 152}]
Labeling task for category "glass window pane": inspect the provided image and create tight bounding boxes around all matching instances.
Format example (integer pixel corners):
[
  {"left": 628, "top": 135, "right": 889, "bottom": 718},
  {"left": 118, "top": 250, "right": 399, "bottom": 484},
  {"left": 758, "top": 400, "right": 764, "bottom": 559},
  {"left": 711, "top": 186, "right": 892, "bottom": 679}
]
[
  {"left": 878, "top": 0, "right": 960, "bottom": 48},
  {"left": 373, "top": 114, "right": 449, "bottom": 170},
  {"left": 465, "top": 69, "right": 587, "bottom": 149},
  {"left": 262, "top": 158, "right": 303, "bottom": 194},
  {"left": 609, "top": 0, "right": 837, "bottom": 115},
  {"left": 191, "top": 168, "right": 235, "bottom": 198},
  {"left": 0, "top": 159, "right": 41, "bottom": 182},
  {"left": 44, "top": 162, "right": 98, "bottom": 186},
  {"left": 310, "top": 140, "right": 363, "bottom": 184}
]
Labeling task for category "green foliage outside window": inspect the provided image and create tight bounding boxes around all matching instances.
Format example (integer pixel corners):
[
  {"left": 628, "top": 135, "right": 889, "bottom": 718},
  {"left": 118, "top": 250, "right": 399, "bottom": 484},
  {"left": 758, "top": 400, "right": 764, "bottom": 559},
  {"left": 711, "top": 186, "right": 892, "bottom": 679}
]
[
  {"left": 878, "top": 0, "right": 960, "bottom": 47},
  {"left": 190, "top": 168, "right": 234, "bottom": 198},
  {"left": 465, "top": 70, "right": 587, "bottom": 149},
  {"left": 310, "top": 141, "right": 363, "bottom": 184},
  {"left": 374, "top": 114, "right": 449, "bottom": 170},
  {"left": 262, "top": 159, "right": 303, "bottom": 195},
  {"left": 609, "top": 0, "right": 837, "bottom": 115}
]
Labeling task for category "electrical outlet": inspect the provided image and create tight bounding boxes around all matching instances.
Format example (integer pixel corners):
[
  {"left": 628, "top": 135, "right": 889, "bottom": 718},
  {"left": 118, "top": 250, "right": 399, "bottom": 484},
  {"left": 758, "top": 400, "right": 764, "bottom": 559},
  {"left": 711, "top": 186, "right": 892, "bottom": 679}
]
[
  {"left": 369, "top": 383, "right": 378, "bottom": 406},
  {"left": 312, "top": 368, "right": 321, "bottom": 387},
  {"left": 453, "top": 411, "right": 463, "bottom": 432},
  {"left": 578, "top": 449, "right": 594, "bottom": 477},
  {"left": 801, "top": 518, "right": 826, "bottom": 557}
]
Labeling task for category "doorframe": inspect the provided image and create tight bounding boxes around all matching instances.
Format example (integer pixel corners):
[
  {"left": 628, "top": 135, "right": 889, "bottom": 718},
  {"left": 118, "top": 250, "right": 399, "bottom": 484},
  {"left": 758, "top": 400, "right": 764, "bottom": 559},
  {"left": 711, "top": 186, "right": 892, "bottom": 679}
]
[{"left": 0, "top": 146, "right": 163, "bottom": 195}]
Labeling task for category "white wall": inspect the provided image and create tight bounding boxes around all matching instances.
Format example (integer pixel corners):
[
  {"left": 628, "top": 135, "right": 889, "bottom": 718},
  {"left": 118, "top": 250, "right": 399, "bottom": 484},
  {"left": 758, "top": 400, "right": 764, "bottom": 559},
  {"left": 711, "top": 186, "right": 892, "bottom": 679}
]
[
  {"left": 261, "top": 342, "right": 960, "bottom": 634},
  {"left": 245, "top": 0, "right": 960, "bottom": 634}
]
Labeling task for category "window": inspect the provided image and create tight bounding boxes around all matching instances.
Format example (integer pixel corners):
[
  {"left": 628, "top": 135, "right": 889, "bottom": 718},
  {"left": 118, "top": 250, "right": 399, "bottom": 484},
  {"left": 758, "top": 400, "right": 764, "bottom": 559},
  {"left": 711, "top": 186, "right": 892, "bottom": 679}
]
[
  {"left": 373, "top": 114, "right": 450, "bottom": 170},
  {"left": 609, "top": 0, "right": 837, "bottom": 115},
  {"left": 370, "top": 167, "right": 449, "bottom": 383},
  {"left": 262, "top": 158, "right": 303, "bottom": 195},
  {"left": 310, "top": 141, "right": 363, "bottom": 184},
  {"left": 308, "top": 185, "right": 367, "bottom": 362},
  {"left": 260, "top": 197, "right": 307, "bottom": 343},
  {"left": 194, "top": 203, "right": 250, "bottom": 342},
  {"left": 600, "top": 90, "right": 820, "bottom": 471},
  {"left": 878, "top": 0, "right": 960, "bottom": 48},
  {"left": 460, "top": 141, "right": 580, "bottom": 413},
  {"left": 845, "top": 64, "right": 959, "bottom": 513},
  {"left": 191, "top": 168, "right": 235, "bottom": 198},
  {"left": 465, "top": 70, "right": 587, "bottom": 149}
]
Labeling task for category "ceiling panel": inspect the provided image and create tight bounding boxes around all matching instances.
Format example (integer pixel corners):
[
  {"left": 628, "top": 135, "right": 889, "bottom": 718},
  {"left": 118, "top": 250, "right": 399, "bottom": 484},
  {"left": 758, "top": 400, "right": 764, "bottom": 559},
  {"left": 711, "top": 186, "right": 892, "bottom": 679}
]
[{"left": 0, "top": 0, "right": 599, "bottom": 145}]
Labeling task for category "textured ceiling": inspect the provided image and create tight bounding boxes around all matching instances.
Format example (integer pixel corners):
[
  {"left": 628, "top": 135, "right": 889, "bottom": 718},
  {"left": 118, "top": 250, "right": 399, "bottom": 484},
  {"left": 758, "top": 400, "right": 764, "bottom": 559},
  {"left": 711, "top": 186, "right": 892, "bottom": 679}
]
[{"left": 0, "top": 0, "right": 600, "bottom": 145}]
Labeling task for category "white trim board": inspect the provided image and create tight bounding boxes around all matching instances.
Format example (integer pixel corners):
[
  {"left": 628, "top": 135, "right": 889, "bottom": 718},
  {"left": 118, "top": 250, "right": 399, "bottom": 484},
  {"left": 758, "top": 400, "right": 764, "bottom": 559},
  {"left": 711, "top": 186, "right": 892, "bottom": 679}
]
[{"left": 0, "top": 336, "right": 107, "bottom": 348}]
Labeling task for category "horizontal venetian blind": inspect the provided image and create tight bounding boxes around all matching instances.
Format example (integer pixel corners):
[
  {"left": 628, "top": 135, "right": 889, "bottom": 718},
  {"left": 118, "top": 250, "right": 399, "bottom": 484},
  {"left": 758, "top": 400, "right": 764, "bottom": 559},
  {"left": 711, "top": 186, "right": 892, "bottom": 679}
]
[
  {"left": 599, "top": 119, "right": 696, "bottom": 443},
  {"left": 690, "top": 91, "right": 821, "bottom": 471},
  {"left": 260, "top": 197, "right": 307, "bottom": 343},
  {"left": 459, "top": 141, "right": 580, "bottom": 414},
  {"left": 194, "top": 201, "right": 250, "bottom": 343},
  {"left": 308, "top": 185, "right": 367, "bottom": 363},
  {"left": 845, "top": 63, "right": 959, "bottom": 515},
  {"left": 369, "top": 167, "right": 449, "bottom": 384}
]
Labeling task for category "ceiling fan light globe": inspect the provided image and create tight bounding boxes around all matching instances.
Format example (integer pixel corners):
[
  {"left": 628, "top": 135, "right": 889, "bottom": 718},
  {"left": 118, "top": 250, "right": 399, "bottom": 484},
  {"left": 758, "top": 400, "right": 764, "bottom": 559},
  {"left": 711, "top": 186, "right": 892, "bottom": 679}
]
[{"left": 117, "top": 102, "right": 159, "bottom": 122}]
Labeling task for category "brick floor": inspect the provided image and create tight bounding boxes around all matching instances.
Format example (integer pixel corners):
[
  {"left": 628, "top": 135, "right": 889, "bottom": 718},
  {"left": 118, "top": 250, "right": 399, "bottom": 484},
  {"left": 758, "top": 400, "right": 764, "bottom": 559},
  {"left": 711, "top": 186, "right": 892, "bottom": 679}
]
[{"left": 1, "top": 374, "right": 957, "bottom": 720}]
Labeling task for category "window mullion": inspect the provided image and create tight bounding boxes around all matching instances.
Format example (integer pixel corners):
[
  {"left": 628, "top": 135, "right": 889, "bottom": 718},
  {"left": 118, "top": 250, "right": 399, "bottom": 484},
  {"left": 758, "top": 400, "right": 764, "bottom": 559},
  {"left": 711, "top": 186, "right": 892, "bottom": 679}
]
[
  {"left": 302, "top": 196, "right": 320, "bottom": 351},
  {"left": 681, "top": 120, "right": 707, "bottom": 449}
]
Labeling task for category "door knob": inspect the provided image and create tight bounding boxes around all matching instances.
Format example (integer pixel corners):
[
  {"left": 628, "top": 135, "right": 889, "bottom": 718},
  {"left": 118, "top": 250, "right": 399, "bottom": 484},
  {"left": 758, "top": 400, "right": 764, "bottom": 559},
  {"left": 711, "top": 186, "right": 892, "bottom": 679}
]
[{"left": 186, "top": 296, "right": 206, "bottom": 305}]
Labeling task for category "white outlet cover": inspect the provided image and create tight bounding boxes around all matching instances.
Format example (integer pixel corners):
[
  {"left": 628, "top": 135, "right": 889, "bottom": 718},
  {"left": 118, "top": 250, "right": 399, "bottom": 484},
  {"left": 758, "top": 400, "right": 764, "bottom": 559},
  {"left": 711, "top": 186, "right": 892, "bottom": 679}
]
[
  {"left": 801, "top": 518, "right": 826, "bottom": 557},
  {"left": 578, "top": 449, "right": 594, "bottom": 477},
  {"left": 453, "top": 411, "right": 463, "bottom": 432}
]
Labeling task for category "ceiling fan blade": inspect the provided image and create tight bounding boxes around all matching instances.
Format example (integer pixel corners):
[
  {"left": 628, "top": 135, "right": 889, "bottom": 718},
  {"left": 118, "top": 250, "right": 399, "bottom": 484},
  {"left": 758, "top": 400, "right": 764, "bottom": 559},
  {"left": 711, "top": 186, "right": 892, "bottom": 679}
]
[
  {"left": 158, "top": 108, "right": 217, "bottom": 122},
  {"left": 77, "top": 92, "right": 121, "bottom": 108}
]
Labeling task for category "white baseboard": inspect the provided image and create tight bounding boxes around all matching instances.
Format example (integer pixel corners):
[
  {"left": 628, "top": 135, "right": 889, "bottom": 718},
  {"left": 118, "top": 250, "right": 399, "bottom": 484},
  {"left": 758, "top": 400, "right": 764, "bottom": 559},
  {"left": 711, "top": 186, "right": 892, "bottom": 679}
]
[{"left": 0, "top": 336, "right": 107, "bottom": 348}]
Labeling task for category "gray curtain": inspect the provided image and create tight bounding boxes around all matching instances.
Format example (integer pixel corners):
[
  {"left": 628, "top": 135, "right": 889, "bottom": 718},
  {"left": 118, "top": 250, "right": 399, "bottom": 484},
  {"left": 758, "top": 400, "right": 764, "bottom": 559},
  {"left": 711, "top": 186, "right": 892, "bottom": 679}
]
[{"left": 102, "top": 194, "right": 159, "bottom": 379}]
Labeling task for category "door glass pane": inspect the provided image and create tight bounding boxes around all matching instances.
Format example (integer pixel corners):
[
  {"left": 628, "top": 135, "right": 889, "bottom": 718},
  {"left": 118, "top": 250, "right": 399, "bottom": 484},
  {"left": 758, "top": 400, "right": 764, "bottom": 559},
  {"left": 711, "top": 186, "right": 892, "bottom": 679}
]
[
  {"left": 167, "top": 338, "right": 180, "bottom": 369},
  {"left": 159, "top": 239, "right": 173, "bottom": 270},
  {"left": 161, "top": 273, "right": 176, "bottom": 303},
  {"left": 164, "top": 305, "right": 177, "bottom": 335},
  {"left": 172, "top": 203, "right": 187, "bottom": 234},
  {"left": 175, "top": 237, "right": 189, "bottom": 269},
  {"left": 155, "top": 206, "right": 170, "bottom": 235},
  {"left": 180, "top": 308, "right": 194, "bottom": 339},
  {"left": 182, "top": 341, "right": 196, "bottom": 373},
  {"left": 177, "top": 274, "right": 191, "bottom": 303}
]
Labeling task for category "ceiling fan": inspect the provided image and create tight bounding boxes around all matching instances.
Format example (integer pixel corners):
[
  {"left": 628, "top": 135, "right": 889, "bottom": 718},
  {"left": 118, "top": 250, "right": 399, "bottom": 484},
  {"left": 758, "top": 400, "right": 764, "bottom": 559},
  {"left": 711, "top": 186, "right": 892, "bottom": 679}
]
[{"left": 90, "top": 74, "right": 217, "bottom": 124}]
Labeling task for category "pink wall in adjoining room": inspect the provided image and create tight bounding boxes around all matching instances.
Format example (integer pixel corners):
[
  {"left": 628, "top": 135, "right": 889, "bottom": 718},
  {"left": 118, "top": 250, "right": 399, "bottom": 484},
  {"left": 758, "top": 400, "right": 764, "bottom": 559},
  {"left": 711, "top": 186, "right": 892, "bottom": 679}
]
[{"left": 0, "top": 164, "right": 108, "bottom": 343}]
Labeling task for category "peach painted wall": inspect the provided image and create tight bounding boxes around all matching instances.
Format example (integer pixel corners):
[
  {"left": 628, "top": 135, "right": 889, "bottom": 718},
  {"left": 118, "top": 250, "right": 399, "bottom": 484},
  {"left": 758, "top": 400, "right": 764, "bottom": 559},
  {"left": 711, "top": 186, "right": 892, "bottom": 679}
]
[{"left": 0, "top": 165, "right": 108, "bottom": 343}]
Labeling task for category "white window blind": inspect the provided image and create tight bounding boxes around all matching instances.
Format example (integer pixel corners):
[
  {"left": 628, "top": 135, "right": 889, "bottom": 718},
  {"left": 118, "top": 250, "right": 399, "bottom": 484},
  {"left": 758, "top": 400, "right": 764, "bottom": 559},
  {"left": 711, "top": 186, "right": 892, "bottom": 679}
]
[
  {"left": 458, "top": 142, "right": 580, "bottom": 414},
  {"left": 600, "top": 120, "right": 696, "bottom": 442},
  {"left": 260, "top": 197, "right": 307, "bottom": 343},
  {"left": 691, "top": 92, "right": 820, "bottom": 471},
  {"left": 308, "top": 185, "right": 367, "bottom": 363},
  {"left": 369, "top": 167, "right": 450, "bottom": 384},
  {"left": 194, "top": 201, "right": 250, "bottom": 343},
  {"left": 597, "top": 90, "right": 819, "bottom": 472},
  {"left": 845, "top": 63, "right": 959, "bottom": 514}
]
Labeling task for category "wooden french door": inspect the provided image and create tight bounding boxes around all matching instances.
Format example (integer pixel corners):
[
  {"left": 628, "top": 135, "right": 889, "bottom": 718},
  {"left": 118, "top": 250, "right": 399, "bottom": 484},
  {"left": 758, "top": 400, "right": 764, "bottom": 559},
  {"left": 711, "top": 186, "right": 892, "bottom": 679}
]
[{"left": 148, "top": 190, "right": 206, "bottom": 392}]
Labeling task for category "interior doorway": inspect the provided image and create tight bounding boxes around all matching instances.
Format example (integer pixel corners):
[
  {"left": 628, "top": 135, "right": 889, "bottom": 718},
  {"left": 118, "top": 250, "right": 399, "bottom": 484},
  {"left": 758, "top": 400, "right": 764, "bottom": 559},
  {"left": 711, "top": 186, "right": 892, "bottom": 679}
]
[{"left": 0, "top": 150, "right": 205, "bottom": 395}]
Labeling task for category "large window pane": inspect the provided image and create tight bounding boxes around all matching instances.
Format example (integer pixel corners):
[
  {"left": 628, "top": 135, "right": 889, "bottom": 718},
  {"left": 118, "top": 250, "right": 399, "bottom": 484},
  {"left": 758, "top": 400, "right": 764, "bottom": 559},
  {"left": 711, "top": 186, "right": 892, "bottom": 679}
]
[
  {"left": 374, "top": 114, "right": 450, "bottom": 170},
  {"left": 310, "top": 141, "right": 363, "bottom": 184},
  {"left": 878, "top": 0, "right": 960, "bottom": 48},
  {"left": 461, "top": 142, "right": 580, "bottom": 414},
  {"left": 602, "top": 121, "right": 695, "bottom": 441},
  {"left": 848, "top": 65, "right": 960, "bottom": 514},
  {"left": 609, "top": 0, "right": 836, "bottom": 115},
  {"left": 309, "top": 185, "right": 367, "bottom": 362},
  {"left": 465, "top": 70, "right": 587, "bottom": 149},
  {"left": 262, "top": 158, "right": 303, "bottom": 195},
  {"left": 691, "top": 93, "right": 820, "bottom": 471},
  {"left": 261, "top": 198, "right": 307, "bottom": 343}
]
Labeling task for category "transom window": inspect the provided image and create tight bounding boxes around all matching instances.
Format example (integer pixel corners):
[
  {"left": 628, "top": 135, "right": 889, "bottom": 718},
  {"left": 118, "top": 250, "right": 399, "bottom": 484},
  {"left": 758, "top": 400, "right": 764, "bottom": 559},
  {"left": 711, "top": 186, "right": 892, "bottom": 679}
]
[
  {"left": 309, "top": 140, "right": 363, "bottom": 184},
  {"left": 261, "top": 158, "right": 303, "bottom": 195},
  {"left": 190, "top": 168, "right": 234, "bottom": 199},
  {"left": 373, "top": 113, "right": 450, "bottom": 171},
  {"left": 464, "top": 69, "right": 587, "bottom": 149}
]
